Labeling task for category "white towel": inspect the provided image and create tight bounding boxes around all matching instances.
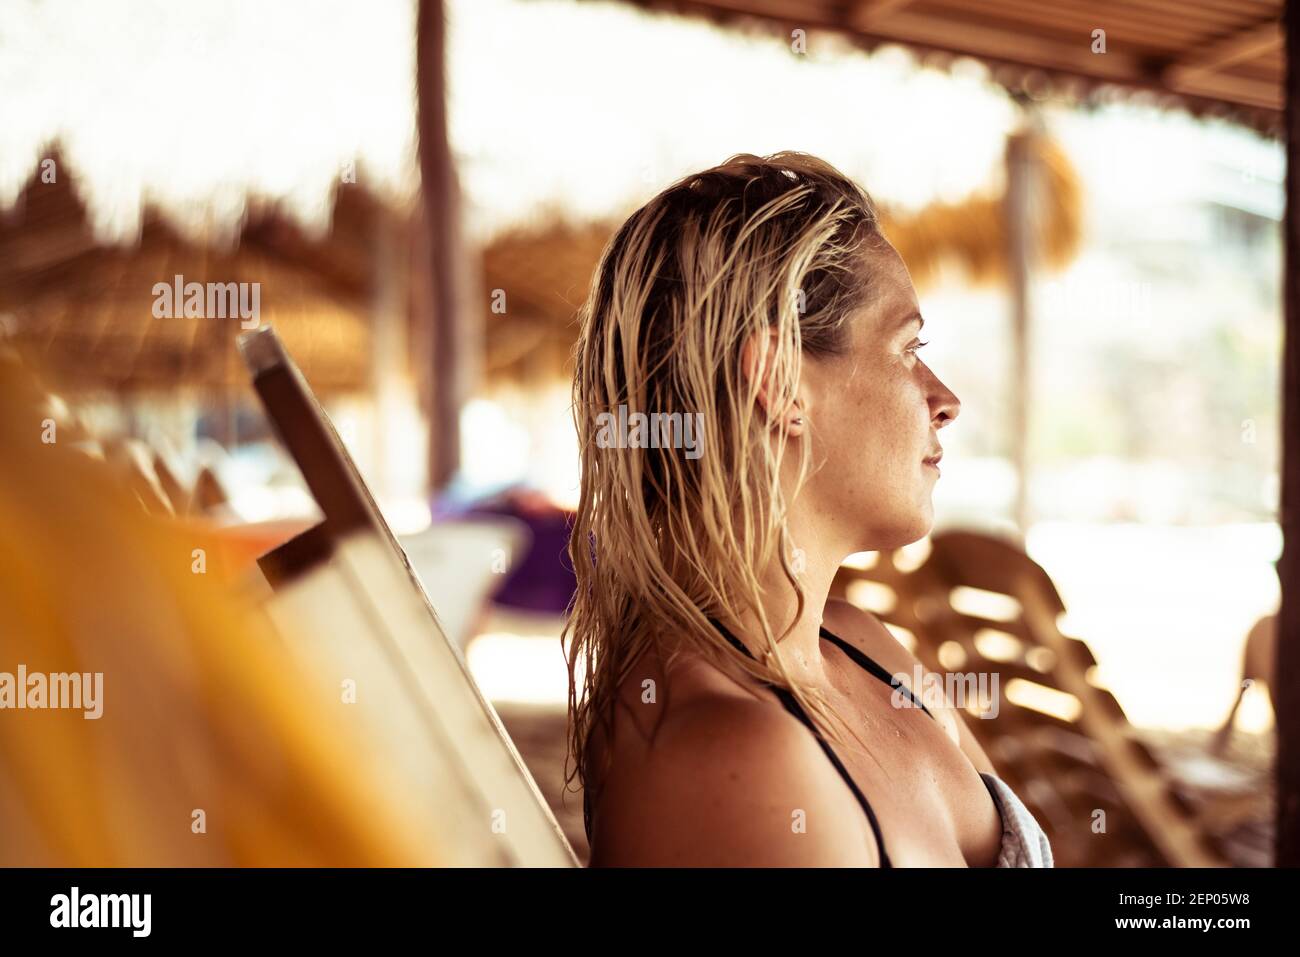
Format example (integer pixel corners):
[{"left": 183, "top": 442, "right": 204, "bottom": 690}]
[{"left": 981, "top": 772, "right": 1054, "bottom": 868}]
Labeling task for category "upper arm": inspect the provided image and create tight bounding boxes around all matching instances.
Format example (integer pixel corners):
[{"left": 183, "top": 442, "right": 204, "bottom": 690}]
[
  {"left": 824, "top": 599, "right": 998, "bottom": 777},
  {"left": 588, "top": 697, "right": 879, "bottom": 867}
]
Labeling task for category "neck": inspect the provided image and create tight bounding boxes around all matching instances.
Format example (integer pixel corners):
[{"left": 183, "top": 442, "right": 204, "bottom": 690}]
[{"left": 724, "top": 512, "right": 847, "bottom": 684}]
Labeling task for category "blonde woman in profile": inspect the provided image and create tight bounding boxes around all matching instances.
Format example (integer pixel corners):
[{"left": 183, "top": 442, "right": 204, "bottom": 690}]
[{"left": 563, "top": 152, "right": 1052, "bottom": 868}]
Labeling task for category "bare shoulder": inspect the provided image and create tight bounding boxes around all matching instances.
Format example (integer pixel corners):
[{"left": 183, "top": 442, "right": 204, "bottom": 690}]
[
  {"left": 588, "top": 691, "right": 879, "bottom": 867},
  {"left": 821, "top": 598, "right": 996, "bottom": 775},
  {"left": 822, "top": 598, "right": 923, "bottom": 678}
]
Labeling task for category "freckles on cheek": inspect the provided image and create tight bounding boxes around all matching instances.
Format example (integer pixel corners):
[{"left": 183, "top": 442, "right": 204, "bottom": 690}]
[
  {"left": 822, "top": 362, "right": 916, "bottom": 471},
  {"left": 854, "top": 372, "right": 907, "bottom": 434},
  {"left": 857, "top": 376, "right": 925, "bottom": 469}
]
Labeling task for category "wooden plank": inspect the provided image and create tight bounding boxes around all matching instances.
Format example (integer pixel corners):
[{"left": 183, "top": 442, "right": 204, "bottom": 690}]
[
  {"left": 924, "top": 0, "right": 1228, "bottom": 47},
  {"left": 242, "top": 329, "right": 374, "bottom": 538},
  {"left": 240, "top": 326, "right": 579, "bottom": 867},
  {"left": 261, "top": 559, "right": 469, "bottom": 864},
  {"left": 847, "top": 0, "right": 916, "bottom": 30},
  {"left": 258, "top": 521, "right": 333, "bottom": 588},
  {"left": 333, "top": 533, "right": 577, "bottom": 865},
  {"left": 1084, "top": 0, "right": 1275, "bottom": 26},
  {"left": 1165, "top": 70, "right": 1282, "bottom": 109},
  {"left": 842, "top": 7, "right": 1160, "bottom": 81}
]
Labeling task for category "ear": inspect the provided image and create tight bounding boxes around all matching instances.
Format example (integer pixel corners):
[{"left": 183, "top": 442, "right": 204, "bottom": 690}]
[{"left": 739, "top": 328, "right": 807, "bottom": 437}]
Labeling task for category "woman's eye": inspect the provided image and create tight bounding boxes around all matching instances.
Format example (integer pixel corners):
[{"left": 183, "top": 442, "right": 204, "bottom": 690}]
[{"left": 906, "top": 338, "right": 929, "bottom": 355}]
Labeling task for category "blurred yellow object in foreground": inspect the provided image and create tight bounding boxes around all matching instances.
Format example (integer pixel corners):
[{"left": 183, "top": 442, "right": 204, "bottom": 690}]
[{"left": 0, "top": 359, "right": 438, "bottom": 865}]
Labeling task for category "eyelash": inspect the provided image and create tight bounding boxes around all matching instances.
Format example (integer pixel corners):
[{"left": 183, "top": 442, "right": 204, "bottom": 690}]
[{"left": 907, "top": 338, "right": 929, "bottom": 355}]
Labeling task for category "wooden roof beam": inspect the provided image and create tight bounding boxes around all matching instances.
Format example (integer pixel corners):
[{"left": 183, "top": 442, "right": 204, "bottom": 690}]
[
  {"left": 1164, "top": 69, "right": 1282, "bottom": 111},
  {"left": 847, "top": 0, "right": 916, "bottom": 31},
  {"left": 1164, "top": 18, "right": 1282, "bottom": 106},
  {"left": 844, "top": 8, "right": 1281, "bottom": 111},
  {"left": 1169, "top": 18, "right": 1282, "bottom": 81},
  {"left": 844, "top": 9, "right": 1155, "bottom": 86},
  {"left": 616, "top": 0, "right": 1282, "bottom": 121}
]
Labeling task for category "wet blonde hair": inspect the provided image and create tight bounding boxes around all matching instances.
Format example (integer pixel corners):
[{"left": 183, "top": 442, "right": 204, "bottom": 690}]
[{"left": 564, "top": 151, "right": 890, "bottom": 837}]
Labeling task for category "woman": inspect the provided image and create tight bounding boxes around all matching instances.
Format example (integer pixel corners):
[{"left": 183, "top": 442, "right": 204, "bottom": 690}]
[{"left": 563, "top": 152, "right": 1051, "bottom": 867}]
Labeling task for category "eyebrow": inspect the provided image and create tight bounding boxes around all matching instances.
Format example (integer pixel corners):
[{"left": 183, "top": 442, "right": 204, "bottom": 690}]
[{"left": 898, "top": 311, "right": 924, "bottom": 331}]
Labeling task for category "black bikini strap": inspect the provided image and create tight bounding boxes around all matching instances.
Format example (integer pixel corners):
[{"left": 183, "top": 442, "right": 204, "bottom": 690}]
[
  {"left": 819, "top": 626, "right": 937, "bottom": 721},
  {"left": 708, "top": 617, "right": 894, "bottom": 868}
]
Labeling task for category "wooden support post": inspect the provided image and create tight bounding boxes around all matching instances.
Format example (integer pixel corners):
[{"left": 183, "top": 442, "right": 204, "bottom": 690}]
[
  {"left": 416, "top": 0, "right": 471, "bottom": 491},
  {"left": 1277, "top": 0, "right": 1300, "bottom": 870},
  {"left": 1005, "top": 128, "right": 1033, "bottom": 537}
]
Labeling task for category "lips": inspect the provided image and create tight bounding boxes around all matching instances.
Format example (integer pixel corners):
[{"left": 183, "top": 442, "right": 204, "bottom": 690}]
[{"left": 923, "top": 450, "right": 943, "bottom": 466}]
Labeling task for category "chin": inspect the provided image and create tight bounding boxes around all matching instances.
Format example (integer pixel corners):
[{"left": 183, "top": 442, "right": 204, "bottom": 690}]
[{"left": 857, "top": 505, "right": 933, "bottom": 553}]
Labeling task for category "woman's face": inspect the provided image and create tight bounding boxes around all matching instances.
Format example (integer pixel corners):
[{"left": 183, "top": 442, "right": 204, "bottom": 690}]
[{"left": 797, "top": 241, "right": 961, "bottom": 552}]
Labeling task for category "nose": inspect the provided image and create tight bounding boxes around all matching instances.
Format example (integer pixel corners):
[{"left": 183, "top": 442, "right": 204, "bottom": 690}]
[{"left": 931, "top": 374, "right": 961, "bottom": 430}]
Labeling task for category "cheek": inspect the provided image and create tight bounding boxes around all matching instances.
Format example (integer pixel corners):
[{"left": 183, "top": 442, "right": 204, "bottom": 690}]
[
  {"left": 850, "top": 370, "right": 925, "bottom": 452},
  {"left": 819, "top": 374, "right": 919, "bottom": 484}
]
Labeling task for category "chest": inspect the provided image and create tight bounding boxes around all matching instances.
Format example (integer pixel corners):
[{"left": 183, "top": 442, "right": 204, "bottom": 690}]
[{"left": 816, "top": 675, "right": 1003, "bottom": 867}]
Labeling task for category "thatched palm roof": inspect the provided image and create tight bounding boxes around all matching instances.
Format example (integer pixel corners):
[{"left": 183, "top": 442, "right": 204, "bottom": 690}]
[
  {"left": 3, "top": 126, "right": 1084, "bottom": 394},
  {"left": 0, "top": 152, "right": 399, "bottom": 393},
  {"left": 479, "top": 130, "right": 1083, "bottom": 386}
]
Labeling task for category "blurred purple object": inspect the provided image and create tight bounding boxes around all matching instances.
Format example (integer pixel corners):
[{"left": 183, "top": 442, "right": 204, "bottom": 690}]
[{"left": 437, "top": 483, "right": 576, "bottom": 615}]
